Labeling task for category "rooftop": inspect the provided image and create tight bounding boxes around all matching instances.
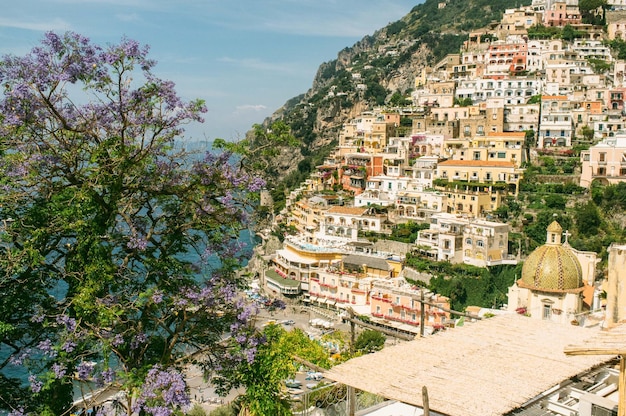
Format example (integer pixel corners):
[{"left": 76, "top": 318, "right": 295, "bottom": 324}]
[{"left": 324, "top": 314, "right": 613, "bottom": 416}]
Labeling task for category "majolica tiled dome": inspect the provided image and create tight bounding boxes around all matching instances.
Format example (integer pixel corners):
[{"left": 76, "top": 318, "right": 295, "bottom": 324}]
[{"left": 519, "top": 221, "right": 583, "bottom": 292}]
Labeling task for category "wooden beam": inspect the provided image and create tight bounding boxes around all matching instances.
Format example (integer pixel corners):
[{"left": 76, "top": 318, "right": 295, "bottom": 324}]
[
  {"left": 343, "top": 316, "right": 416, "bottom": 341},
  {"left": 617, "top": 356, "right": 626, "bottom": 416},
  {"left": 564, "top": 347, "right": 626, "bottom": 356},
  {"left": 422, "top": 386, "right": 430, "bottom": 416}
]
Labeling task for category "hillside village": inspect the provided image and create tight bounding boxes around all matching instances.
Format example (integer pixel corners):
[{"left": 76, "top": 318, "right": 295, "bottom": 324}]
[
  {"left": 250, "top": 0, "right": 626, "bottom": 354},
  {"left": 240, "top": 1, "right": 626, "bottom": 415}
]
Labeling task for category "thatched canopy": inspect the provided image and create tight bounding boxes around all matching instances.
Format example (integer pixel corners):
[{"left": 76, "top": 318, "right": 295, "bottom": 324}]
[{"left": 324, "top": 314, "right": 614, "bottom": 416}]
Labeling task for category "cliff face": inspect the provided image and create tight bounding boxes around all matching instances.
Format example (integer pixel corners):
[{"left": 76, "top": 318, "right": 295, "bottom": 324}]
[{"left": 258, "top": 0, "right": 532, "bottom": 188}]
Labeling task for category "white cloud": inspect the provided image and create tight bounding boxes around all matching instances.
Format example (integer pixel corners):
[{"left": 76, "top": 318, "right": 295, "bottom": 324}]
[
  {"left": 115, "top": 13, "right": 142, "bottom": 23},
  {"left": 0, "top": 17, "right": 70, "bottom": 32},
  {"left": 235, "top": 104, "right": 267, "bottom": 112}
]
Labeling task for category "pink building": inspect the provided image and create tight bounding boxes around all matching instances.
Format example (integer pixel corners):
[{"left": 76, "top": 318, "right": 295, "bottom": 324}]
[
  {"left": 369, "top": 280, "right": 451, "bottom": 331},
  {"left": 580, "top": 135, "right": 626, "bottom": 188},
  {"left": 485, "top": 41, "right": 528, "bottom": 76},
  {"left": 543, "top": 1, "right": 581, "bottom": 27}
]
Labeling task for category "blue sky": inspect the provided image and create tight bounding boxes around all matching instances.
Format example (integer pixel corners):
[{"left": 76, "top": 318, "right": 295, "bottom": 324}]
[{"left": 1, "top": 1, "right": 418, "bottom": 142}]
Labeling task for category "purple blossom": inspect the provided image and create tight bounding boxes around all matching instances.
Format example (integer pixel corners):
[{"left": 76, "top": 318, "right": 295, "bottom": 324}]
[
  {"left": 152, "top": 290, "right": 164, "bottom": 304},
  {"left": 112, "top": 334, "right": 124, "bottom": 347},
  {"left": 8, "top": 408, "right": 25, "bottom": 416},
  {"left": 28, "top": 374, "right": 43, "bottom": 393},
  {"left": 131, "top": 332, "right": 147, "bottom": 349},
  {"left": 132, "top": 366, "right": 190, "bottom": 414},
  {"left": 9, "top": 349, "right": 31, "bottom": 366},
  {"left": 127, "top": 235, "right": 148, "bottom": 250},
  {"left": 37, "top": 339, "right": 56, "bottom": 357},
  {"left": 247, "top": 176, "right": 266, "bottom": 192},
  {"left": 62, "top": 340, "right": 76, "bottom": 353},
  {"left": 144, "top": 407, "right": 173, "bottom": 416},
  {"left": 56, "top": 315, "right": 77, "bottom": 332},
  {"left": 76, "top": 361, "right": 95, "bottom": 380},
  {"left": 100, "top": 368, "right": 115, "bottom": 384},
  {"left": 244, "top": 347, "right": 256, "bottom": 364},
  {"left": 52, "top": 363, "right": 66, "bottom": 378}
]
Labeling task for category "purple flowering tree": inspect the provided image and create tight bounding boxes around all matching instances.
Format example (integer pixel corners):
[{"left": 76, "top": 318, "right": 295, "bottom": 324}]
[{"left": 0, "top": 32, "right": 272, "bottom": 415}]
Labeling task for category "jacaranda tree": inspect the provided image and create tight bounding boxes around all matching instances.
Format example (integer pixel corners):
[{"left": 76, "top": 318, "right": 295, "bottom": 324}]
[{"left": 0, "top": 32, "right": 268, "bottom": 415}]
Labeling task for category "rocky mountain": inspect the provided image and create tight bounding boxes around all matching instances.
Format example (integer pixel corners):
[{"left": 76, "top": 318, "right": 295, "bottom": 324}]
[{"left": 257, "top": 0, "right": 532, "bottom": 208}]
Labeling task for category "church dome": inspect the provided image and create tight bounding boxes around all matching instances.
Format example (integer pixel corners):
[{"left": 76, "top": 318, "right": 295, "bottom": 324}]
[{"left": 519, "top": 221, "right": 583, "bottom": 292}]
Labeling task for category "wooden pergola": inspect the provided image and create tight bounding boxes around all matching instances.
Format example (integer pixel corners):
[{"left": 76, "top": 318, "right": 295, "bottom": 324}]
[
  {"left": 565, "top": 323, "right": 626, "bottom": 416},
  {"left": 324, "top": 314, "right": 612, "bottom": 416}
]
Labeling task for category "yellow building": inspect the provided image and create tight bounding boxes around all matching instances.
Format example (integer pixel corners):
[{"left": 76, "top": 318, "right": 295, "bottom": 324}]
[
  {"left": 435, "top": 159, "right": 524, "bottom": 215},
  {"left": 443, "top": 131, "right": 526, "bottom": 167},
  {"left": 289, "top": 197, "right": 329, "bottom": 234}
]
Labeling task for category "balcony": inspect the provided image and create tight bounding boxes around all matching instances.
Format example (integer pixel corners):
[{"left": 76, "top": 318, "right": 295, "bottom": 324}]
[{"left": 371, "top": 295, "right": 392, "bottom": 303}]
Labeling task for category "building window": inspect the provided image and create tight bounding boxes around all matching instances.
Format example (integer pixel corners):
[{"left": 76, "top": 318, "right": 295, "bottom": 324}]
[{"left": 543, "top": 304, "right": 552, "bottom": 320}]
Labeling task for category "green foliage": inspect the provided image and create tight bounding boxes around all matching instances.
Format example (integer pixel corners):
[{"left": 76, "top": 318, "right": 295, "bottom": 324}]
[
  {"left": 526, "top": 24, "right": 562, "bottom": 39},
  {"left": 454, "top": 97, "right": 473, "bottom": 107},
  {"left": 592, "top": 182, "right": 626, "bottom": 211},
  {"left": 561, "top": 24, "right": 586, "bottom": 41},
  {"left": 283, "top": 328, "right": 333, "bottom": 369},
  {"left": 543, "top": 194, "right": 566, "bottom": 210},
  {"left": 587, "top": 58, "right": 611, "bottom": 74},
  {"left": 188, "top": 404, "right": 209, "bottom": 416},
  {"left": 388, "top": 91, "right": 413, "bottom": 107},
  {"left": 213, "top": 120, "right": 299, "bottom": 178},
  {"left": 574, "top": 201, "right": 602, "bottom": 237},
  {"left": 364, "top": 82, "right": 389, "bottom": 106},
  {"left": 386, "top": 20, "right": 407, "bottom": 36},
  {"left": 361, "top": 221, "right": 430, "bottom": 244},
  {"left": 354, "top": 330, "right": 386, "bottom": 353},
  {"left": 208, "top": 405, "right": 236, "bottom": 416},
  {"left": 579, "top": 0, "right": 607, "bottom": 24},
  {"left": 608, "top": 38, "right": 626, "bottom": 60},
  {"left": 220, "top": 324, "right": 295, "bottom": 416},
  {"left": 407, "top": 255, "right": 522, "bottom": 311}
]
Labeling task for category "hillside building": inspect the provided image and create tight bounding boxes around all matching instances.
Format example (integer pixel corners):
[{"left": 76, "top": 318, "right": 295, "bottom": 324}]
[
  {"left": 580, "top": 134, "right": 626, "bottom": 188},
  {"left": 415, "top": 213, "right": 514, "bottom": 266}
]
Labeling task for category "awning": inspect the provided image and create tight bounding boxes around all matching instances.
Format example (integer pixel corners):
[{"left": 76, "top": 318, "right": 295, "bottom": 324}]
[{"left": 309, "top": 296, "right": 318, "bottom": 302}]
